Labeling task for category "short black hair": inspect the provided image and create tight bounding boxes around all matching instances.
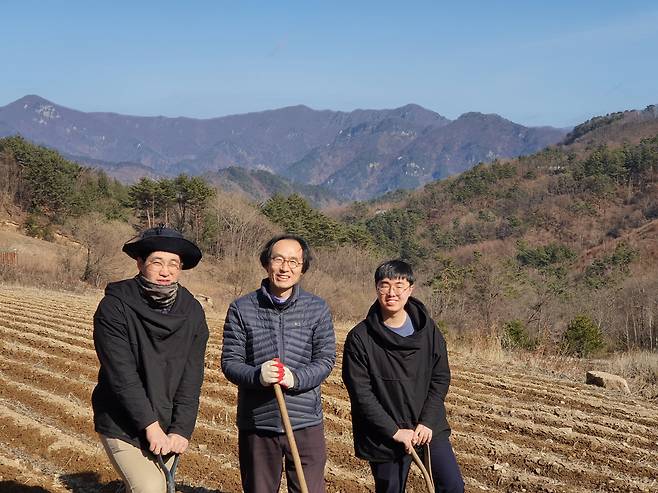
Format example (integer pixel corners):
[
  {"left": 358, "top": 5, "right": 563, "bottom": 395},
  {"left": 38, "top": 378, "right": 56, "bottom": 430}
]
[
  {"left": 259, "top": 234, "right": 313, "bottom": 273},
  {"left": 374, "top": 259, "right": 415, "bottom": 285}
]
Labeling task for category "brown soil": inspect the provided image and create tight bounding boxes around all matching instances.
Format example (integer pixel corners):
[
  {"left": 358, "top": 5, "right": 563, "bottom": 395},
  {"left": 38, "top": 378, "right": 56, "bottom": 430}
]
[{"left": 0, "top": 285, "right": 657, "bottom": 492}]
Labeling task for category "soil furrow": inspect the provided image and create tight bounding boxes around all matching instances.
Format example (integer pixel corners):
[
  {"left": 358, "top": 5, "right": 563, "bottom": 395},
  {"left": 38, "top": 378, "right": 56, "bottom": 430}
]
[
  {"left": 453, "top": 370, "right": 658, "bottom": 427},
  {"left": 447, "top": 389, "right": 658, "bottom": 450},
  {"left": 0, "top": 320, "right": 95, "bottom": 356}
]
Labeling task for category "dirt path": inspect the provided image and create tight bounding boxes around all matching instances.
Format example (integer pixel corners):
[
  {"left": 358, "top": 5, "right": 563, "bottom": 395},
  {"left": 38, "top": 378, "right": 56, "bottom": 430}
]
[{"left": 0, "top": 285, "right": 657, "bottom": 492}]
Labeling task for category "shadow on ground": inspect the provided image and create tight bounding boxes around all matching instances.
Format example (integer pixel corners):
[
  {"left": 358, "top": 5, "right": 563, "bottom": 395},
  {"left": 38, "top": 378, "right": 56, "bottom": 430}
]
[
  {"left": 57, "top": 472, "right": 231, "bottom": 493},
  {"left": 178, "top": 486, "right": 231, "bottom": 493},
  {"left": 0, "top": 481, "right": 52, "bottom": 493},
  {"left": 59, "top": 473, "right": 123, "bottom": 493}
]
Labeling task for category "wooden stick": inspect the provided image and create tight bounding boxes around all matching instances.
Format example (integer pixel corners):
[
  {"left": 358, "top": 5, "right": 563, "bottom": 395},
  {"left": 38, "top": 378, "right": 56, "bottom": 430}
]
[
  {"left": 422, "top": 443, "right": 434, "bottom": 489},
  {"left": 274, "top": 383, "right": 309, "bottom": 493},
  {"left": 410, "top": 447, "right": 434, "bottom": 492}
]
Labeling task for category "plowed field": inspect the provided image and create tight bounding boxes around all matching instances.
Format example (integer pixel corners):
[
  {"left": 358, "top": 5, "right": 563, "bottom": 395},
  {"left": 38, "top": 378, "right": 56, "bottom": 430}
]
[{"left": 0, "top": 285, "right": 657, "bottom": 492}]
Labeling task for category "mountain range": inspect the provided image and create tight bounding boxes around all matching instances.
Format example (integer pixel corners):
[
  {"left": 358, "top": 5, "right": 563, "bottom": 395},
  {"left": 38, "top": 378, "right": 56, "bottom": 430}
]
[{"left": 0, "top": 95, "right": 567, "bottom": 200}]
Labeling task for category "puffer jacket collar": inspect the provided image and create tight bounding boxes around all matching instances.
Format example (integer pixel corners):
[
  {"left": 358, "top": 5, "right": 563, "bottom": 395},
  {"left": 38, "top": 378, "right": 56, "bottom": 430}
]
[{"left": 257, "top": 278, "right": 300, "bottom": 310}]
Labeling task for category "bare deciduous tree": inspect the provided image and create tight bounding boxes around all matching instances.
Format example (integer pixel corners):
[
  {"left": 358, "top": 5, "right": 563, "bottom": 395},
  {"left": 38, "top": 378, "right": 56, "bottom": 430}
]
[{"left": 67, "top": 214, "right": 135, "bottom": 287}]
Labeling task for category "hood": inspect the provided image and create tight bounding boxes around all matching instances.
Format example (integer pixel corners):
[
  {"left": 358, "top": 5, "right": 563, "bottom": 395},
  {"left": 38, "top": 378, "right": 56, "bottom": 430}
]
[
  {"left": 364, "top": 296, "right": 431, "bottom": 351},
  {"left": 104, "top": 278, "right": 193, "bottom": 341}
]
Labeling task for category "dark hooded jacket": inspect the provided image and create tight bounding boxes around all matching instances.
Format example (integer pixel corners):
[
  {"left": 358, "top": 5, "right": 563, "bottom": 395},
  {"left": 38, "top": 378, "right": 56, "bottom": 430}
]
[
  {"left": 342, "top": 296, "right": 451, "bottom": 462},
  {"left": 92, "top": 278, "right": 209, "bottom": 449}
]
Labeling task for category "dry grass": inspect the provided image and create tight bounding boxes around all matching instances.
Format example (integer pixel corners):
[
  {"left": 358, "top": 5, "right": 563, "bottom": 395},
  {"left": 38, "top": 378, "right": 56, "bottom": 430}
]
[
  {"left": 0, "top": 221, "right": 258, "bottom": 312},
  {"left": 609, "top": 350, "right": 658, "bottom": 399},
  {"left": 448, "top": 326, "right": 507, "bottom": 363},
  {"left": 448, "top": 331, "right": 658, "bottom": 401},
  {"left": 0, "top": 227, "right": 89, "bottom": 291}
]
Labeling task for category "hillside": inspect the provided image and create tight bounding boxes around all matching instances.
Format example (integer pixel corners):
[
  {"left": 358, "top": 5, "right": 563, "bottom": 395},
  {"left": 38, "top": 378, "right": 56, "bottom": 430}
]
[
  {"left": 0, "top": 95, "right": 565, "bottom": 200},
  {"left": 332, "top": 111, "right": 658, "bottom": 351},
  {"left": 563, "top": 104, "right": 658, "bottom": 148},
  {"left": 203, "top": 166, "right": 339, "bottom": 208},
  {"left": 285, "top": 111, "right": 565, "bottom": 200}
]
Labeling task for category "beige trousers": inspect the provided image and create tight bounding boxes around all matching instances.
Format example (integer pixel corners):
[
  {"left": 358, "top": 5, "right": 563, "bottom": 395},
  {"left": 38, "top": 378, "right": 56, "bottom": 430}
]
[{"left": 100, "top": 435, "right": 176, "bottom": 493}]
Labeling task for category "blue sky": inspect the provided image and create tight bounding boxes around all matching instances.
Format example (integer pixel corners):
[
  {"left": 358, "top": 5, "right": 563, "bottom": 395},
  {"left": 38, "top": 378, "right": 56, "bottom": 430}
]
[{"left": 2, "top": 1, "right": 657, "bottom": 127}]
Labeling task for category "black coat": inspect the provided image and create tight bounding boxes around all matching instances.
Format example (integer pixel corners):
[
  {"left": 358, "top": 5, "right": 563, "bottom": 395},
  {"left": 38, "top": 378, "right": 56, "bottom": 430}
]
[
  {"left": 92, "top": 278, "right": 209, "bottom": 449},
  {"left": 341, "top": 297, "right": 451, "bottom": 462}
]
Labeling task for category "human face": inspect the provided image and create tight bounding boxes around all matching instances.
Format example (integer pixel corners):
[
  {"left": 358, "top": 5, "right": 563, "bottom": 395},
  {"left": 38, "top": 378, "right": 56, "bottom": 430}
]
[
  {"left": 376, "top": 277, "right": 414, "bottom": 316},
  {"left": 137, "top": 251, "right": 182, "bottom": 285},
  {"left": 265, "top": 239, "right": 304, "bottom": 298}
]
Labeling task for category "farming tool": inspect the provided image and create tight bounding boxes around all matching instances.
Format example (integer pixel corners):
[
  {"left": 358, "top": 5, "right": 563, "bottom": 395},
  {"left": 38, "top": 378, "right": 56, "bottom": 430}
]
[
  {"left": 410, "top": 444, "right": 434, "bottom": 493},
  {"left": 156, "top": 453, "right": 180, "bottom": 493},
  {"left": 274, "top": 382, "right": 309, "bottom": 493}
]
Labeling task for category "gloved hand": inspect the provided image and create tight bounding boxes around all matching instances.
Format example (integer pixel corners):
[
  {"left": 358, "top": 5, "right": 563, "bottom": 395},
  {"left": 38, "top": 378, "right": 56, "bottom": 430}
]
[
  {"left": 279, "top": 364, "right": 295, "bottom": 389},
  {"left": 259, "top": 359, "right": 284, "bottom": 386}
]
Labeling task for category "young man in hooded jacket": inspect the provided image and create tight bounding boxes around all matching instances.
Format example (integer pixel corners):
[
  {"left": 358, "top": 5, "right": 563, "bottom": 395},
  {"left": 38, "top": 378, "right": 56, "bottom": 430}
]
[
  {"left": 342, "top": 259, "right": 464, "bottom": 493},
  {"left": 92, "top": 226, "right": 209, "bottom": 493}
]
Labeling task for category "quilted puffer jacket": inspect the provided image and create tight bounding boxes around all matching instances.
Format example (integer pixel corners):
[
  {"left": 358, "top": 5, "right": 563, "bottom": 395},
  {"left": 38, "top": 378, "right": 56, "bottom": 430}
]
[{"left": 220, "top": 280, "right": 336, "bottom": 432}]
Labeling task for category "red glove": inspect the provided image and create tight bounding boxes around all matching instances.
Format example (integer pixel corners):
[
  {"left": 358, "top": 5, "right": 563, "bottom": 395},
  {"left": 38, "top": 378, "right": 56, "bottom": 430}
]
[
  {"left": 259, "top": 359, "right": 284, "bottom": 386},
  {"left": 274, "top": 357, "right": 295, "bottom": 389},
  {"left": 273, "top": 358, "right": 284, "bottom": 380}
]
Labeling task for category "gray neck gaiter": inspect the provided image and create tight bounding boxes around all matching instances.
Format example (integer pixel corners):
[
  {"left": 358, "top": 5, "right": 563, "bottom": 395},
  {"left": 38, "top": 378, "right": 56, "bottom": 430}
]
[{"left": 135, "top": 274, "right": 179, "bottom": 310}]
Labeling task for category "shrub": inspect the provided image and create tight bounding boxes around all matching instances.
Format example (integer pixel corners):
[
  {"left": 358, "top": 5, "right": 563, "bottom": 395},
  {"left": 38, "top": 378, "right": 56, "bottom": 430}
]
[
  {"left": 448, "top": 161, "right": 517, "bottom": 203},
  {"left": 24, "top": 214, "right": 41, "bottom": 238},
  {"left": 430, "top": 225, "right": 457, "bottom": 249},
  {"left": 263, "top": 193, "right": 373, "bottom": 250},
  {"left": 23, "top": 214, "right": 54, "bottom": 241},
  {"left": 583, "top": 242, "right": 639, "bottom": 289},
  {"left": 562, "top": 315, "right": 604, "bottom": 357},
  {"left": 643, "top": 201, "right": 658, "bottom": 220},
  {"left": 516, "top": 242, "right": 575, "bottom": 269},
  {"left": 502, "top": 319, "right": 535, "bottom": 350},
  {"left": 365, "top": 208, "right": 425, "bottom": 261},
  {"left": 496, "top": 216, "right": 523, "bottom": 240}
]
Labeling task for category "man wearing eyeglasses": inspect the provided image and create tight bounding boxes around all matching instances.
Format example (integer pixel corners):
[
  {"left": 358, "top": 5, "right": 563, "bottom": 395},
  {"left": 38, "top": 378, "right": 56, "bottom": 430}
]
[
  {"left": 221, "top": 234, "right": 336, "bottom": 493},
  {"left": 92, "top": 226, "right": 209, "bottom": 493},
  {"left": 342, "top": 259, "right": 464, "bottom": 493}
]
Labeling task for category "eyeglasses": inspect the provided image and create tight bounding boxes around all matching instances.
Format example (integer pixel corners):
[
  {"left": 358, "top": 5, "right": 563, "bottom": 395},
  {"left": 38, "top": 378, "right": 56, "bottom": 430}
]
[
  {"left": 376, "top": 283, "right": 411, "bottom": 295},
  {"left": 270, "top": 256, "right": 301, "bottom": 270},
  {"left": 146, "top": 259, "right": 182, "bottom": 272}
]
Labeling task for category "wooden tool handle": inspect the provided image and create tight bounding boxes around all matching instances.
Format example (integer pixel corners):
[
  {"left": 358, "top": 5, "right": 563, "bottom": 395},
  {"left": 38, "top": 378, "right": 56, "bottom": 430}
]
[
  {"left": 274, "top": 383, "right": 309, "bottom": 493},
  {"left": 410, "top": 447, "right": 434, "bottom": 492}
]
